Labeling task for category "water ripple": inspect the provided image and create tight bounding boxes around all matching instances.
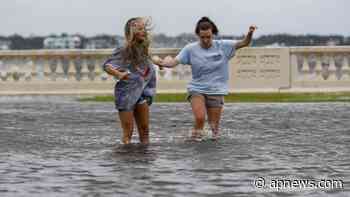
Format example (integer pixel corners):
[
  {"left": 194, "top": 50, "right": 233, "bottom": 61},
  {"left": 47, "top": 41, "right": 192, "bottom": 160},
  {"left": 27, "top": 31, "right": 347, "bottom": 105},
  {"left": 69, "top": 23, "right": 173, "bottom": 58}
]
[{"left": 0, "top": 97, "right": 349, "bottom": 196}]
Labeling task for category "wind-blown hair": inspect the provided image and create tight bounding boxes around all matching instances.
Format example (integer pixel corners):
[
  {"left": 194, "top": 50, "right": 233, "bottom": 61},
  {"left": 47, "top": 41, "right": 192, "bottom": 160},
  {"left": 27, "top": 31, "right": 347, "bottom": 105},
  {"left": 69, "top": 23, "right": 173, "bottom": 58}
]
[{"left": 122, "top": 17, "right": 153, "bottom": 66}]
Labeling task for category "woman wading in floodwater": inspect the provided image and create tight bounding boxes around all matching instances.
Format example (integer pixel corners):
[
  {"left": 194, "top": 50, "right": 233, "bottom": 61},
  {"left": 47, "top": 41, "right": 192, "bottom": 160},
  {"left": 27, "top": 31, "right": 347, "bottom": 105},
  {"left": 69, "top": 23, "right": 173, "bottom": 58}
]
[
  {"left": 103, "top": 17, "right": 157, "bottom": 144},
  {"left": 154, "top": 17, "right": 257, "bottom": 140}
]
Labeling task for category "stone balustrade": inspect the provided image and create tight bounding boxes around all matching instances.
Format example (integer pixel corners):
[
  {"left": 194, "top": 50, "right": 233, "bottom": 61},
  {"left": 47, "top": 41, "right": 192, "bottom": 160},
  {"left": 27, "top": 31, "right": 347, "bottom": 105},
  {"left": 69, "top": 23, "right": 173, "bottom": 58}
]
[
  {"left": 290, "top": 47, "right": 350, "bottom": 90},
  {"left": 0, "top": 47, "right": 349, "bottom": 95}
]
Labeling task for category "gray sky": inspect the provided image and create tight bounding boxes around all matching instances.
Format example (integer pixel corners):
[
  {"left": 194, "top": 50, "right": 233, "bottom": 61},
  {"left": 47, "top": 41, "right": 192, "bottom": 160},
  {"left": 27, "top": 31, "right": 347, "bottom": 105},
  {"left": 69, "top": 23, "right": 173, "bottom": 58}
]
[{"left": 1, "top": 0, "right": 349, "bottom": 37}]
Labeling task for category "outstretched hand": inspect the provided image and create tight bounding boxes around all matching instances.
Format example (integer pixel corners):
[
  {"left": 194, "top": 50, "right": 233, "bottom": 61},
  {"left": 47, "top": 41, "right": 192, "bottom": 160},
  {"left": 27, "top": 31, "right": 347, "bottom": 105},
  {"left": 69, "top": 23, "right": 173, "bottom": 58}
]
[
  {"left": 249, "top": 25, "right": 258, "bottom": 34},
  {"left": 151, "top": 56, "right": 164, "bottom": 70},
  {"left": 151, "top": 55, "right": 176, "bottom": 68}
]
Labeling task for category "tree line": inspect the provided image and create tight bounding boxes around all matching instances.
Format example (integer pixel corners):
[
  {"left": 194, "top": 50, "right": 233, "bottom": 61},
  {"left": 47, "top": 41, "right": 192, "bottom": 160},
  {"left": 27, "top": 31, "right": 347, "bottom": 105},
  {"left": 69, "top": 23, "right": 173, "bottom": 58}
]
[{"left": 0, "top": 33, "right": 349, "bottom": 50}]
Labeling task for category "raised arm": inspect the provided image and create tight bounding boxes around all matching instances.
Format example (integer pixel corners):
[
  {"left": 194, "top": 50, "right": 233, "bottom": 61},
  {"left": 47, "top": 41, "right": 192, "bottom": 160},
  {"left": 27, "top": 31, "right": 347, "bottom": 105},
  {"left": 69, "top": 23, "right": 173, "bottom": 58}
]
[{"left": 235, "top": 25, "right": 257, "bottom": 50}]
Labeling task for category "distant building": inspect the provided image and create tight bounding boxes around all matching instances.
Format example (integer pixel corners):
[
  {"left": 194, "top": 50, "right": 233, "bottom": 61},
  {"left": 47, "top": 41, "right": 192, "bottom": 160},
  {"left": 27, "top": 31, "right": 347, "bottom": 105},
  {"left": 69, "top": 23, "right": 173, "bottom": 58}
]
[
  {"left": 264, "top": 42, "right": 286, "bottom": 48},
  {"left": 44, "top": 35, "right": 82, "bottom": 49},
  {"left": 85, "top": 37, "right": 118, "bottom": 49},
  {"left": 326, "top": 39, "right": 341, "bottom": 46},
  {"left": 0, "top": 39, "right": 11, "bottom": 50}
]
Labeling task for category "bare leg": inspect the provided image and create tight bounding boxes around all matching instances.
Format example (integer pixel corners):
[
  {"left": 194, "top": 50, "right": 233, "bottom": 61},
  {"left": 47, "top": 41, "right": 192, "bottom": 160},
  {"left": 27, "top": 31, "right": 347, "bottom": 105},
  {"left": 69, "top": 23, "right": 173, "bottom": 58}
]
[
  {"left": 207, "top": 107, "right": 223, "bottom": 138},
  {"left": 134, "top": 102, "right": 150, "bottom": 145},
  {"left": 118, "top": 111, "right": 134, "bottom": 144},
  {"left": 190, "top": 95, "right": 206, "bottom": 138}
]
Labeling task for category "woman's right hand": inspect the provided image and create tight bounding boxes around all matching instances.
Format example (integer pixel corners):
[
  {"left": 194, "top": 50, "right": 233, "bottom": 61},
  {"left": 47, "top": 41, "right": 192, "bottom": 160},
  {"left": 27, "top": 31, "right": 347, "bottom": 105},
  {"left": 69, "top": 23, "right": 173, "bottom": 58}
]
[
  {"left": 105, "top": 64, "right": 129, "bottom": 80},
  {"left": 117, "top": 71, "right": 129, "bottom": 80}
]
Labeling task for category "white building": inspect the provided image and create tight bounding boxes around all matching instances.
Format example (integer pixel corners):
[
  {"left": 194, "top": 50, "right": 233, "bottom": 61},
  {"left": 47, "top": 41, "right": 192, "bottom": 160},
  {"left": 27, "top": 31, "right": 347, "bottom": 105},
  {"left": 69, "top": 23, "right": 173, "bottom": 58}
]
[
  {"left": 44, "top": 35, "right": 82, "bottom": 49},
  {"left": 0, "top": 40, "right": 10, "bottom": 50},
  {"left": 85, "top": 38, "right": 115, "bottom": 49},
  {"left": 326, "top": 39, "right": 341, "bottom": 46}
]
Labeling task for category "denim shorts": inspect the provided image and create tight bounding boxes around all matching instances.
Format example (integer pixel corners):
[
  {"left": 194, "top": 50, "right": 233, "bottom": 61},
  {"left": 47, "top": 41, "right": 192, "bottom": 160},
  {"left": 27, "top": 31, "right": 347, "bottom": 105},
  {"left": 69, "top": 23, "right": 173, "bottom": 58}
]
[
  {"left": 118, "top": 95, "right": 153, "bottom": 112},
  {"left": 187, "top": 92, "right": 224, "bottom": 108}
]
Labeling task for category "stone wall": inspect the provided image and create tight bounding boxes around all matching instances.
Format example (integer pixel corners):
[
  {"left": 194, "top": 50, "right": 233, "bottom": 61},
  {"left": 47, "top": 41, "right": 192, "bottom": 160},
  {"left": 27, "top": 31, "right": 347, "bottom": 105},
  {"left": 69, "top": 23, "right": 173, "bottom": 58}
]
[{"left": 0, "top": 47, "right": 349, "bottom": 95}]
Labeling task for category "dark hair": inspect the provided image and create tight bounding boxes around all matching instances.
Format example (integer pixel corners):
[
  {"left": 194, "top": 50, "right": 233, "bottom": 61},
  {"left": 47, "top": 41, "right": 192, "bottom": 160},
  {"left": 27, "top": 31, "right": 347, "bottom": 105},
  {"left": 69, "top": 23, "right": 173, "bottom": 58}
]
[{"left": 195, "top": 17, "right": 219, "bottom": 35}]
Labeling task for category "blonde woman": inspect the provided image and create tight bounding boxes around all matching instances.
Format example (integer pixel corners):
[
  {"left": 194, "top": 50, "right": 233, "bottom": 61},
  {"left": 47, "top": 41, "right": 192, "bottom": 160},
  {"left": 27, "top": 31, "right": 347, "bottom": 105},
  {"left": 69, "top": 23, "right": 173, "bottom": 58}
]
[{"left": 103, "top": 17, "right": 156, "bottom": 144}]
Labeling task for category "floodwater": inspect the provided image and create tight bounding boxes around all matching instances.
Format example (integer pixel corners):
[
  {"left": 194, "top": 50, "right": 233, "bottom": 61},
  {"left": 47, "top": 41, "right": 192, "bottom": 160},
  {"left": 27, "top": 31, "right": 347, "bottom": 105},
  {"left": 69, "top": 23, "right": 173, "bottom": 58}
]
[{"left": 0, "top": 96, "right": 349, "bottom": 197}]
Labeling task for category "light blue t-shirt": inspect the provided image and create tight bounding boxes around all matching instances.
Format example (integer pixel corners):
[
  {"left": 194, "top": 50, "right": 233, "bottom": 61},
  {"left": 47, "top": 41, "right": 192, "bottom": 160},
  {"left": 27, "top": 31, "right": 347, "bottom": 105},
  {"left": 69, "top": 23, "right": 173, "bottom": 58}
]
[{"left": 176, "top": 40, "right": 236, "bottom": 95}]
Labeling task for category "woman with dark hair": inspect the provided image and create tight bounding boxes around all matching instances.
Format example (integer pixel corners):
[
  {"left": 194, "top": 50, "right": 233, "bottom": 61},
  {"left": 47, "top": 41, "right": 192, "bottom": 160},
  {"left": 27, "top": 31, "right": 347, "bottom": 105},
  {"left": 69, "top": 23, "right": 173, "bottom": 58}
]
[
  {"left": 102, "top": 17, "right": 157, "bottom": 144},
  {"left": 154, "top": 16, "right": 257, "bottom": 139}
]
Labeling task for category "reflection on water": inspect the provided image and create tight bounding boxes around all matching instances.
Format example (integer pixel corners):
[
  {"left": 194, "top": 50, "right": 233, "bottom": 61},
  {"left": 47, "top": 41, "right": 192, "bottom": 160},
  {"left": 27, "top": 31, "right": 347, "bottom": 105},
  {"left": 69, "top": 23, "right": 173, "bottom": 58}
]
[{"left": 0, "top": 96, "right": 349, "bottom": 197}]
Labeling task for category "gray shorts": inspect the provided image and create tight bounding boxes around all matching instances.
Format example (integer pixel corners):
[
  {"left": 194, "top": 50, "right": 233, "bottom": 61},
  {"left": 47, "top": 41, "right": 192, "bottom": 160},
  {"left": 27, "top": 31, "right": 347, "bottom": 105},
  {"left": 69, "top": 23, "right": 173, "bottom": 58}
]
[{"left": 187, "top": 92, "right": 224, "bottom": 108}]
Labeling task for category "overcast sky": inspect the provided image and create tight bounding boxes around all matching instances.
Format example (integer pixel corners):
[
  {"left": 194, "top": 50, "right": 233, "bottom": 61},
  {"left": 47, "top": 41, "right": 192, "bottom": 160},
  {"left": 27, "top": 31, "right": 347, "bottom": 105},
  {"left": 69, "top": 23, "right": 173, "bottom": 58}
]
[{"left": 1, "top": 0, "right": 349, "bottom": 37}]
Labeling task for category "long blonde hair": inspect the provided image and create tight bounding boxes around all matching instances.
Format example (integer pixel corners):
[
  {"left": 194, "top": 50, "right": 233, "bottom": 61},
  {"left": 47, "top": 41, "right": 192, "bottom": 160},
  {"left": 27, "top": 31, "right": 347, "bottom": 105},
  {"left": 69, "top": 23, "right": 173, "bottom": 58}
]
[{"left": 122, "top": 17, "right": 152, "bottom": 66}]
